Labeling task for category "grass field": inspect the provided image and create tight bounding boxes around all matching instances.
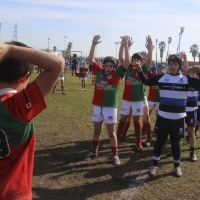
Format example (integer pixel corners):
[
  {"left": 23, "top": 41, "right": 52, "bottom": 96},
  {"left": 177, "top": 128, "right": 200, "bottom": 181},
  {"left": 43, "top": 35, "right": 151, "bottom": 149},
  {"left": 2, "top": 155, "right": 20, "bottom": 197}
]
[{"left": 31, "top": 71, "right": 200, "bottom": 200}]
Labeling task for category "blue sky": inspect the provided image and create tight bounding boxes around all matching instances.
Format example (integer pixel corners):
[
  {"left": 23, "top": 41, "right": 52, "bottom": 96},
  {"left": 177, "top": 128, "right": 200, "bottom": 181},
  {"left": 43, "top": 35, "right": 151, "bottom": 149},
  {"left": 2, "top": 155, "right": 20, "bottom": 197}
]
[{"left": 1, "top": 0, "right": 200, "bottom": 62}]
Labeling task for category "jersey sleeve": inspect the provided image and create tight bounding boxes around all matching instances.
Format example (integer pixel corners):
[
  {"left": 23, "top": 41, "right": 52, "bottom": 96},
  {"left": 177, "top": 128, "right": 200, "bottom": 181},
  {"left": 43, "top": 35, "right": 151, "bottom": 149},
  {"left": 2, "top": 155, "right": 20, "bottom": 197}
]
[
  {"left": 188, "top": 76, "right": 200, "bottom": 91},
  {"left": 141, "top": 64, "right": 150, "bottom": 74},
  {"left": 90, "top": 62, "right": 103, "bottom": 75},
  {"left": 2, "top": 80, "right": 47, "bottom": 123},
  {"left": 138, "top": 71, "right": 161, "bottom": 86},
  {"left": 115, "top": 65, "right": 126, "bottom": 78}
]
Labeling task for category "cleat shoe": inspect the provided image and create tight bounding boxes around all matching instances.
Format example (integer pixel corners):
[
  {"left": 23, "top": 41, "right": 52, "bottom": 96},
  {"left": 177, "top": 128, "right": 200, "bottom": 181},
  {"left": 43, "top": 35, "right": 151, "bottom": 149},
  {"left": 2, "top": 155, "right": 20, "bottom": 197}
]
[
  {"left": 174, "top": 166, "right": 182, "bottom": 177},
  {"left": 111, "top": 155, "right": 120, "bottom": 166},
  {"left": 136, "top": 144, "right": 144, "bottom": 152},
  {"left": 53, "top": 90, "right": 56, "bottom": 93},
  {"left": 84, "top": 152, "right": 98, "bottom": 160},
  {"left": 145, "top": 139, "right": 151, "bottom": 147},
  {"left": 149, "top": 166, "right": 158, "bottom": 176},
  {"left": 190, "top": 153, "right": 197, "bottom": 162},
  {"left": 84, "top": 89, "right": 86, "bottom": 91},
  {"left": 62, "top": 92, "right": 66, "bottom": 95},
  {"left": 82, "top": 89, "right": 84, "bottom": 91}
]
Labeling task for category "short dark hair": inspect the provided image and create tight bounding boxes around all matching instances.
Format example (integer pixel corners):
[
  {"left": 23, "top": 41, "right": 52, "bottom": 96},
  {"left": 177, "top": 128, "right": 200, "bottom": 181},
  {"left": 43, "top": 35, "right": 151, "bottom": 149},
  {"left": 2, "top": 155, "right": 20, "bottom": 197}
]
[
  {"left": 0, "top": 41, "right": 34, "bottom": 83},
  {"left": 103, "top": 56, "right": 115, "bottom": 65},
  {"left": 131, "top": 53, "right": 143, "bottom": 61},
  {"left": 168, "top": 54, "right": 182, "bottom": 70}
]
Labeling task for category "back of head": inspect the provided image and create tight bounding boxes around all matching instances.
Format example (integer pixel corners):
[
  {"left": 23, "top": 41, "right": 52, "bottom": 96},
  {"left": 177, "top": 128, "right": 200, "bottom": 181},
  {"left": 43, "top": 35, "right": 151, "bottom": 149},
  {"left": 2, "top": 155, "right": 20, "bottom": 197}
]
[
  {"left": 0, "top": 41, "right": 34, "bottom": 83},
  {"left": 168, "top": 54, "right": 182, "bottom": 70},
  {"left": 103, "top": 56, "right": 115, "bottom": 65},
  {"left": 131, "top": 53, "right": 143, "bottom": 61}
]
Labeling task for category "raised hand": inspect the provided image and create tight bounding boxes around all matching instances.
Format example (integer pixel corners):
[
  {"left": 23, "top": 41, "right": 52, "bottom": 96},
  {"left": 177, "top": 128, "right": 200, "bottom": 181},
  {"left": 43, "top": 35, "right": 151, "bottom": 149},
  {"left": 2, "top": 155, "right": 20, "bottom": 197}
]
[
  {"left": 179, "top": 51, "right": 187, "bottom": 60},
  {"left": 120, "top": 36, "right": 128, "bottom": 46},
  {"left": 145, "top": 35, "right": 152, "bottom": 50},
  {"left": 127, "top": 36, "right": 133, "bottom": 47},
  {"left": 92, "top": 35, "right": 102, "bottom": 45}
]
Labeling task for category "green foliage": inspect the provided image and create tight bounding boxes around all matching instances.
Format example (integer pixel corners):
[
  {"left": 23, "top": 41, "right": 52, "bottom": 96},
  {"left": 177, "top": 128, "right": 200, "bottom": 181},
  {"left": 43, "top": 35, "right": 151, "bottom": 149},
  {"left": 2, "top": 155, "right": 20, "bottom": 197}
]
[{"left": 190, "top": 44, "right": 199, "bottom": 62}]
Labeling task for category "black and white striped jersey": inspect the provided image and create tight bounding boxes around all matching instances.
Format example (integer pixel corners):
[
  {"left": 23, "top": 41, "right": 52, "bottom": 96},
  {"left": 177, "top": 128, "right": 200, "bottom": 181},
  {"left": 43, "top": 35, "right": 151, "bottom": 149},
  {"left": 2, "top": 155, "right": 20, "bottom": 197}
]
[{"left": 138, "top": 72, "right": 200, "bottom": 119}]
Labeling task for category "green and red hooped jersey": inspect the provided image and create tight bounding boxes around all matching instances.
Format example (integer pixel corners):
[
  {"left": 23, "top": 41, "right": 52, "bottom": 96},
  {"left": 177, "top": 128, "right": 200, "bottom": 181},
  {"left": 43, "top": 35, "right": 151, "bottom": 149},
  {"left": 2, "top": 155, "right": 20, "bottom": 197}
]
[
  {"left": 0, "top": 81, "right": 47, "bottom": 200},
  {"left": 91, "top": 62, "right": 125, "bottom": 107},
  {"left": 122, "top": 63, "right": 149, "bottom": 102},
  {"left": 79, "top": 67, "right": 88, "bottom": 78},
  {"left": 147, "top": 72, "right": 160, "bottom": 102}
]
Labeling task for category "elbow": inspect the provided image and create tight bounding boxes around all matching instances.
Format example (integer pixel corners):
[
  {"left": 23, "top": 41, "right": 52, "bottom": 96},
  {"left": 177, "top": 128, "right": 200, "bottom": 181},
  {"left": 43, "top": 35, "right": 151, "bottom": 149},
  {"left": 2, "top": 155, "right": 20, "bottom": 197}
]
[{"left": 57, "top": 56, "right": 65, "bottom": 73}]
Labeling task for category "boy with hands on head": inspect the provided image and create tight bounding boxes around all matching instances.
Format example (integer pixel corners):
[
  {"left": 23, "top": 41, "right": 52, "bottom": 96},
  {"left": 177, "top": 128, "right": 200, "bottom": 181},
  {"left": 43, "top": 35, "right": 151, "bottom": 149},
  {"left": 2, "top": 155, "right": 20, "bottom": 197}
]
[{"left": 0, "top": 41, "right": 64, "bottom": 200}]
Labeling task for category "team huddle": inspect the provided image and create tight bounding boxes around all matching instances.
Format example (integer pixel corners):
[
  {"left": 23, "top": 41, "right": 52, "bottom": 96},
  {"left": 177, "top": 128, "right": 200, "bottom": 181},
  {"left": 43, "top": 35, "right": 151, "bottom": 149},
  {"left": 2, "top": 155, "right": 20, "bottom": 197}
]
[
  {"left": 84, "top": 35, "right": 200, "bottom": 179},
  {"left": 0, "top": 35, "right": 200, "bottom": 199}
]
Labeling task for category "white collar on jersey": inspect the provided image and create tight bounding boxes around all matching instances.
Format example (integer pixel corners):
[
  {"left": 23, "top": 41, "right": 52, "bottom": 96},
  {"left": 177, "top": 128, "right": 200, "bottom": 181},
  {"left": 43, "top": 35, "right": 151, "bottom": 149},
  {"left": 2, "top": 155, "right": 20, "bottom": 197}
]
[{"left": 0, "top": 88, "right": 17, "bottom": 96}]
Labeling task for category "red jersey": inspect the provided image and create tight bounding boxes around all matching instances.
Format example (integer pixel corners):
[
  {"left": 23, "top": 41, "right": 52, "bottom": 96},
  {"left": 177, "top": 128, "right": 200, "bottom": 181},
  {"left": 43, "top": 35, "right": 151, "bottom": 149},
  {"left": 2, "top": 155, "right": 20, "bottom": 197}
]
[
  {"left": 147, "top": 72, "right": 160, "bottom": 102},
  {"left": 79, "top": 67, "right": 88, "bottom": 78},
  {"left": 0, "top": 81, "right": 47, "bottom": 200},
  {"left": 91, "top": 62, "right": 125, "bottom": 107}
]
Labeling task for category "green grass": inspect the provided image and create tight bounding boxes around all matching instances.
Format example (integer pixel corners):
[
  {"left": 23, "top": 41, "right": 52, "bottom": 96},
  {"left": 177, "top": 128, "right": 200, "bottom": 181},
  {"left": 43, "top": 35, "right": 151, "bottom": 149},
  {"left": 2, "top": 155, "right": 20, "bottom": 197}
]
[{"left": 30, "top": 71, "right": 200, "bottom": 200}]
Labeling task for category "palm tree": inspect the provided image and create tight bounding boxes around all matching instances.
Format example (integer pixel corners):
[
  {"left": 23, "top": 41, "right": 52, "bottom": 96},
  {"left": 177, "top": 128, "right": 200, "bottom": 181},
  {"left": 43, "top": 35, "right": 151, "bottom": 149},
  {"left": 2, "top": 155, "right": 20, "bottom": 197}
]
[
  {"left": 158, "top": 41, "right": 166, "bottom": 62},
  {"left": 138, "top": 51, "right": 147, "bottom": 59},
  {"left": 167, "top": 37, "right": 172, "bottom": 57},
  {"left": 67, "top": 42, "right": 73, "bottom": 60},
  {"left": 190, "top": 44, "right": 199, "bottom": 62},
  {"left": 198, "top": 53, "right": 200, "bottom": 63},
  {"left": 53, "top": 46, "right": 57, "bottom": 52}
]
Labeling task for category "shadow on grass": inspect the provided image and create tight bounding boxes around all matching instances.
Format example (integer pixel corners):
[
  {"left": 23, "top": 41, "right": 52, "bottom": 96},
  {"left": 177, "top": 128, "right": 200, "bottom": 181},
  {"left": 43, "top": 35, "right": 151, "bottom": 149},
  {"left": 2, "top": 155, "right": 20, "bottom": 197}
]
[
  {"left": 33, "top": 137, "right": 163, "bottom": 199},
  {"left": 33, "top": 131, "right": 184, "bottom": 200}
]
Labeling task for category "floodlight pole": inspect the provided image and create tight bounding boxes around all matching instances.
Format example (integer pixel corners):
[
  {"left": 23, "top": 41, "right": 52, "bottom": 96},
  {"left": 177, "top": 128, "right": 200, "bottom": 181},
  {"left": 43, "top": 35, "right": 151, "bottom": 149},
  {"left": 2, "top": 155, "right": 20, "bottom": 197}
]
[
  {"left": 47, "top": 38, "right": 50, "bottom": 51},
  {"left": 115, "top": 42, "right": 120, "bottom": 59},
  {"left": 156, "top": 39, "right": 158, "bottom": 65}
]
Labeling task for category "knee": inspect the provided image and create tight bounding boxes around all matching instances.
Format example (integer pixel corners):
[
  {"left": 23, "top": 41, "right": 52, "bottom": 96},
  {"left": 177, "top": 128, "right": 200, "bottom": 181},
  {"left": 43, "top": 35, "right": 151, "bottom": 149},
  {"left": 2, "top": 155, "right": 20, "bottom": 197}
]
[
  {"left": 188, "top": 132, "right": 194, "bottom": 137},
  {"left": 143, "top": 116, "right": 150, "bottom": 123},
  {"left": 108, "top": 132, "right": 115, "bottom": 139},
  {"left": 94, "top": 130, "right": 101, "bottom": 136}
]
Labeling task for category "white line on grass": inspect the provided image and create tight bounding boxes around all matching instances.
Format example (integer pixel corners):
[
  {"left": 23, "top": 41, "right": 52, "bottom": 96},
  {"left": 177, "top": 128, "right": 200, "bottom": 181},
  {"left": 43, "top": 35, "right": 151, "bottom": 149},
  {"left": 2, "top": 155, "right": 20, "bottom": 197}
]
[{"left": 118, "top": 169, "right": 149, "bottom": 200}]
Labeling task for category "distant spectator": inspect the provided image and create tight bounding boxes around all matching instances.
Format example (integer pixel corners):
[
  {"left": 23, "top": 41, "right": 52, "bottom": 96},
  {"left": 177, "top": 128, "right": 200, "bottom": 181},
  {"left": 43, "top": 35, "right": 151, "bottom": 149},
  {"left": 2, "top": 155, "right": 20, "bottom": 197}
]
[{"left": 71, "top": 58, "right": 78, "bottom": 76}]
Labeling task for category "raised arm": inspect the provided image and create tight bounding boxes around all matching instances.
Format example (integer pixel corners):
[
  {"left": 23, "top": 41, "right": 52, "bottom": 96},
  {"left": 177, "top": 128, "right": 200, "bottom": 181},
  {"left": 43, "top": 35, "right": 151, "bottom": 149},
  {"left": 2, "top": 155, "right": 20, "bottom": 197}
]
[
  {"left": 0, "top": 44, "right": 64, "bottom": 97},
  {"left": 118, "top": 36, "right": 133, "bottom": 65},
  {"left": 122, "top": 36, "right": 130, "bottom": 69},
  {"left": 145, "top": 35, "right": 153, "bottom": 68},
  {"left": 88, "top": 35, "right": 101, "bottom": 66},
  {"left": 179, "top": 51, "right": 188, "bottom": 74}
]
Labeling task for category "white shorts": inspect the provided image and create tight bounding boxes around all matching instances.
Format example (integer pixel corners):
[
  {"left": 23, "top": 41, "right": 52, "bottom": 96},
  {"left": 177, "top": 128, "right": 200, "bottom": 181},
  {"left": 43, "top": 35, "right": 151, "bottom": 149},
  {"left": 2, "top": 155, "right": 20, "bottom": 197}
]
[
  {"left": 80, "top": 77, "right": 87, "bottom": 81},
  {"left": 92, "top": 106, "right": 117, "bottom": 124},
  {"left": 58, "top": 77, "right": 64, "bottom": 81},
  {"left": 120, "top": 99, "right": 143, "bottom": 116},
  {"left": 91, "top": 75, "right": 96, "bottom": 78},
  {"left": 143, "top": 96, "right": 148, "bottom": 107},
  {"left": 148, "top": 100, "right": 159, "bottom": 111}
]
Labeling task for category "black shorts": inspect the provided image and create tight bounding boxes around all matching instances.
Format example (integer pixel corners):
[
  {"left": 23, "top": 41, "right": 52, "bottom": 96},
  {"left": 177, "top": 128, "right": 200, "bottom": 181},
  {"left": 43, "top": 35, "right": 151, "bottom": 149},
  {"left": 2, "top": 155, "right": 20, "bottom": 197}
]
[
  {"left": 185, "top": 110, "right": 197, "bottom": 127},
  {"left": 154, "top": 115, "right": 185, "bottom": 139},
  {"left": 72, "top": 67, "right": 76, "bottom": 71}
]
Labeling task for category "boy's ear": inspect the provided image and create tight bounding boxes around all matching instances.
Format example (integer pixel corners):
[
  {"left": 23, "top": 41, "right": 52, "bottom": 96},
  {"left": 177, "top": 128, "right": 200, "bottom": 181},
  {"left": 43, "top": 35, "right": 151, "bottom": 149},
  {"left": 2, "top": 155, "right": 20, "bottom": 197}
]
[{"left": 20, "top": 72, "right": 30, "bottom": 83}]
